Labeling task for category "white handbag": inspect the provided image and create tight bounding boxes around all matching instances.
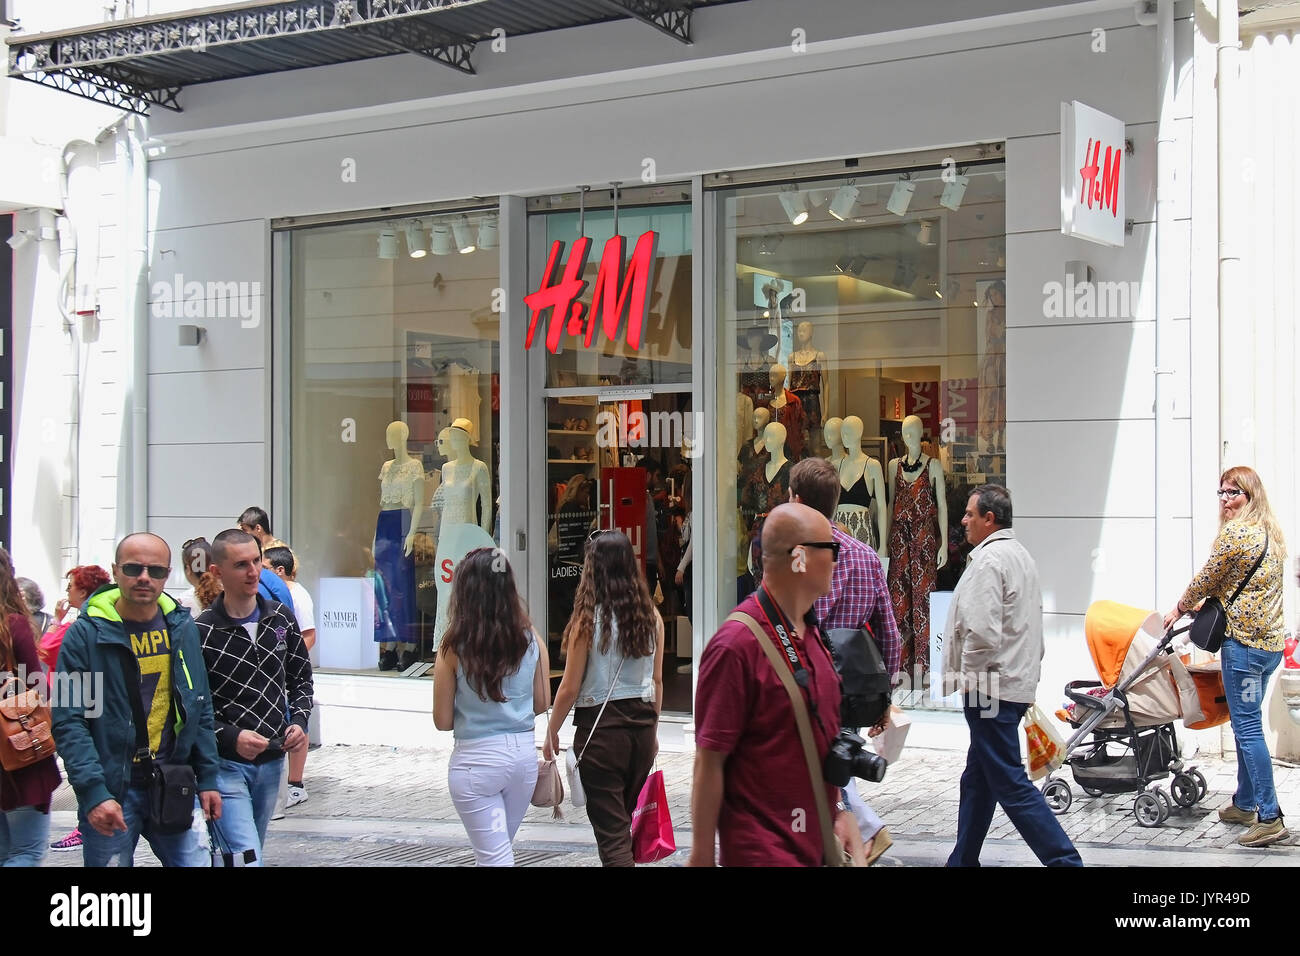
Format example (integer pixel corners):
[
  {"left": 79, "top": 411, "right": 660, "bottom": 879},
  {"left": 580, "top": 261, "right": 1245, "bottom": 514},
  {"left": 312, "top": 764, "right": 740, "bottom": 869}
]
[{"left": 565, "top": 655, "right": 624, "bottom": 809}]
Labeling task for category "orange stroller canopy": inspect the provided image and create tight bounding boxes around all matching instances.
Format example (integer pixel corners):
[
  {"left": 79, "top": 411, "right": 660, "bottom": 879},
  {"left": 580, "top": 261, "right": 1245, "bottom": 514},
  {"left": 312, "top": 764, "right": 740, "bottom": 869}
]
[{"left": 1084, "top": 600, "right": 1165, "bottom": 687}]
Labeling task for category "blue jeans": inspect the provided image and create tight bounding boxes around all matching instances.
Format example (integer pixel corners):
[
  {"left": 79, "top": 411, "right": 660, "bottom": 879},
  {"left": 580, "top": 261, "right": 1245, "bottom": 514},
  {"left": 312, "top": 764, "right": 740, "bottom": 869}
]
[
  {"left": 80, "top": 786, "right": 209, "bottom": 867},
  {"left": 1221, "top": 638, "right": 1282, "bottom": 821},
  {"left": 0, "top": 806, "right": 51, "bottom": 866},
  {"left": 213, "top": 756, "right": 283, "bottom": 867},
  {"left": 948, "top": 696, "right": 1083, "bottom": 867}
]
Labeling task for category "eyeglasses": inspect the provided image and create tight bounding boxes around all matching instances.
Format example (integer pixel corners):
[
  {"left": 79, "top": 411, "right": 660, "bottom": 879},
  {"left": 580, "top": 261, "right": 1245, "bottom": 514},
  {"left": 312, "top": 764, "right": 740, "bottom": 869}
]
[
  {"left": 1216, "top": 489, "right": 1248, "bottom": 500},
  {"left": 791, "top": 541, "right": 841, "bottom": 561},
  {"left": 118, "top": 563, "right": 171, "bottom": 580}
]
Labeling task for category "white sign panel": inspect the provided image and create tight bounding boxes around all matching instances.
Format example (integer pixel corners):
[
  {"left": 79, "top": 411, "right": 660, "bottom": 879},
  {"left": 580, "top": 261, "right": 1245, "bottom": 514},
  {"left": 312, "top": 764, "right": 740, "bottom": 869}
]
[
  {"left": 1061, "top": 100, "right": 1126, "bottom": 247},
  {"left": 317, "top": 577, "right": 376, "bottom": 670},
  {"left": 928, "top": 590, "right": 963, "bottom": 707}
]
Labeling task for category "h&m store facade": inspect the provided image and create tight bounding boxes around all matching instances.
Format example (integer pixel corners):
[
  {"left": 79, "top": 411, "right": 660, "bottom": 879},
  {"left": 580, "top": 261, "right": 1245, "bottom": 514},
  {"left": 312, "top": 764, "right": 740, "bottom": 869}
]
[{"left": 14, "top": 0, "right": 1224, "bottom": 744}]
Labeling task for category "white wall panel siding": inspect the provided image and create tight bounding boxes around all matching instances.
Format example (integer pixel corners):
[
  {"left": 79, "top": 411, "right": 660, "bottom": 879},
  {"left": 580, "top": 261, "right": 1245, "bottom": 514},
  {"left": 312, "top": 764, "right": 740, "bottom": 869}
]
[
  {"left": 1009, "top": 420, "right": 1158, "bottom": 518},
  {"left": 1006, "top": 322, "right": 1155, "bottom": 421},
  {"left": 146, "top": 369, "right": 265, "bottom": 445},
  {"left": 1005, "top": 224, "right": 1155, "bottom": 328},
  {"left": 147, "top": 221, "right": 267, "bottom": 301},
  {"left": 1016, "top": 517, "right": 1157, "bottom": 616},
  {"left": 148, "top": 300, "right": 267, "bottom": 375},
  {"left": 147, "top": 444, "right": 264, "bottom": 520}
]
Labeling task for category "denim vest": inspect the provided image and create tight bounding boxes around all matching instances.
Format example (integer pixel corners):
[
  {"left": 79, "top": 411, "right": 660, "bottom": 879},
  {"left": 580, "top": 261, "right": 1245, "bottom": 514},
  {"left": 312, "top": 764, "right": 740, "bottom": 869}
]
[
  {"left": 576, "top": 611, "right": 655, "bottom": 707},
  {"left": 453, "top": 638, "right": 539, "bottom": 740}
]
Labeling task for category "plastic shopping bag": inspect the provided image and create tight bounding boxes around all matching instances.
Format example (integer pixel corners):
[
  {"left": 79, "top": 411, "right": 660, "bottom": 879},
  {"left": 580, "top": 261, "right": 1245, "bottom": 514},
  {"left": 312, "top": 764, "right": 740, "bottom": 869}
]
[
  {"left": 630, "top": 769, "right": 676, "bottom": 864},
  {"left": 1023, "top": 703, "right": 1067, "bottom": 781}
]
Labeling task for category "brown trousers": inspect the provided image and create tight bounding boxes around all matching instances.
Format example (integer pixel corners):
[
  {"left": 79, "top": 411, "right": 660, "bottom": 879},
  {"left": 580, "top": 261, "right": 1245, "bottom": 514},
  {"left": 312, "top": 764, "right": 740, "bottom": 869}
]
[{"left": 574, "top": 698, "right": 658, "bottom": 867}]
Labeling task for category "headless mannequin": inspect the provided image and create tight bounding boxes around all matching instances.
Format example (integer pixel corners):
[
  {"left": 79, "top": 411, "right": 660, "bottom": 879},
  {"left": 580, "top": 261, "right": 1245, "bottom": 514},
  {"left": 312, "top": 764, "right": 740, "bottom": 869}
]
[
  {"left": 789, "top": 321, "right": 828, "bottom": 455},
  {"left": 837, "top": 415, "right": 888, "bottom": 561},
  {"left": 762, "top": 421, "right": 789, "bottom": 483},
  {"left": 375, "top": 420, "right": 425, "bottom": 665},
  {"left": 737, "top": 392, "right": 755, "bottom": 451},
  {"left": 768, "top": 364, "right": 789, "bottom": 411},
  {"left": 750, "top": 407, "right": 772, "bottom": 458}
]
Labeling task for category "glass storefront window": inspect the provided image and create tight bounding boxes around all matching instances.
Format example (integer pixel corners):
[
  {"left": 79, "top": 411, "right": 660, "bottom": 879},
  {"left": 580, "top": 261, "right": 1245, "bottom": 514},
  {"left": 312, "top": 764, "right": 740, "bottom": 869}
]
[
  {"left": 713, "top": 163, "right": 1007, "bottom": 707},
  {"left": 289, "top": 210, "right": 501, "bottom": 676}
]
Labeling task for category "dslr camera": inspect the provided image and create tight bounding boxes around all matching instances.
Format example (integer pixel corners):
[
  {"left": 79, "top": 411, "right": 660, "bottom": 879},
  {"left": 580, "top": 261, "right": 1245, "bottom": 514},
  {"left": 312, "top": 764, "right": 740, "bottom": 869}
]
[{"left": 824, "top": 729, "right": 887, "bottom": 786}]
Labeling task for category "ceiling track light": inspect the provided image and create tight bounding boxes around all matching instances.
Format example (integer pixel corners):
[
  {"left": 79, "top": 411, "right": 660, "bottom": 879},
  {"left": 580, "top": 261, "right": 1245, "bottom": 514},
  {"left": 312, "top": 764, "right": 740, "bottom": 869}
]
[
  {"left": 453, "top": 214, "right": 476, "bottom": 254},
  {"left": 430, "top": 221, "right": 454, "bottom": 256},
  {"left": 828, "top": 183, "right": 859, "bottom": 221},
  {"left": 478, "top": 214, "right": 499, "bottom": 250},
  {"left": 377, "top": 225, "right": 399, "bottom": 260},
  {"left": 405, "top": 220, "right": 427, "bottom": 258},
  {"left": 940, "top": 171, "right": 970, "bottom": 211},
  {"left": 778, "top": 187, "right": 808, "bottom": 226},
  {"left": 917, "top": 220, "right": 936, "bottom": 246},
  {"left": 886, "top": 175, "right": 915, "bottom": 217}
]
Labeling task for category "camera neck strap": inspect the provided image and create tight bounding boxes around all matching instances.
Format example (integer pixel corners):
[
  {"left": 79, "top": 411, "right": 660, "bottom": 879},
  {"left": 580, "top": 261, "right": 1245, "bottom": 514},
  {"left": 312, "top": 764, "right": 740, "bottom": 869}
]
[
  {"left": 726, "top": 610, "right": 845, "bottom": 867},
  {"left": 754, "top": 584, "right": 812, "bottom": 683}
]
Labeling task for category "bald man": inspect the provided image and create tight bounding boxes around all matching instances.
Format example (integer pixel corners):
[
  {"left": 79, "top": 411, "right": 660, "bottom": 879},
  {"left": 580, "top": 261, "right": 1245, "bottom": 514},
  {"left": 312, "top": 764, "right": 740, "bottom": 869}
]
[
  {"left": 689, "top": 503, "right": 865, "bottom": 866},
  {"left": 51, "top": 532, "right": 222, "bottom": 867}
]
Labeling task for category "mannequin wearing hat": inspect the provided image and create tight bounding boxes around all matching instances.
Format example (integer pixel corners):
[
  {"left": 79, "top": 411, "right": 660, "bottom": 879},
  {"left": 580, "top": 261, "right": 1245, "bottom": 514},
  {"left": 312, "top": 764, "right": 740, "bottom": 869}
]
[
  {"left": 432, "top": 417, "right": 493, "bottom": 534},
  {"left": 766, "top": 364, "right": 805, "bottom": 460},
  {"left": 374, "top": 420, "right": 426, "bottom": 670},
  {"left": 737, "top": 323, "right": 776, "bottom": 408},
  {"left": 788, "top": 321, "right": 827, "bottom": 455}
]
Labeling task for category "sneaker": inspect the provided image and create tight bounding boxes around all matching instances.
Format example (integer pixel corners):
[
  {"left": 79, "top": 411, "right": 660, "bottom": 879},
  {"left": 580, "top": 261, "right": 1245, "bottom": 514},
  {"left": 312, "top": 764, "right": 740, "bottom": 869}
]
[
  {"left": 1238, "top": 816, "right": 1289, "bottom": 847},
  {"left": 1218, "top": 803, "right": 1258, "bottom": 826},
  {"left": 50, "top": 829, "right": 82, "bottom": 851},
  {"left": 286, "top": 785, "right": 309, "bottom": 808}
]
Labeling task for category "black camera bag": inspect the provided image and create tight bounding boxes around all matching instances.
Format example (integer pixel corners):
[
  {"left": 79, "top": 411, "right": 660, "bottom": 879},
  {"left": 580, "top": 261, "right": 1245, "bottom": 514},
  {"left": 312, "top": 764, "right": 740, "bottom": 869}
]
[{"left": 825, "top": 623, "right": 891, "bottom": 729}]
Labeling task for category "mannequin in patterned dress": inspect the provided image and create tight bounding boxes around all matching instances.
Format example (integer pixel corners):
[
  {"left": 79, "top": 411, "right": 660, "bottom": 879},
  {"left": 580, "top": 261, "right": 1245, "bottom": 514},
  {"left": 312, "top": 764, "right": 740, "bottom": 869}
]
[
  {"left": 743, "top": 422, "right": 792, "bottom": 582},
  {"left": 886, "top": 415, "right": 948, "bottom": 685},
  {"left": 766, "top": 365, "right": 805, "bottom": 461},
  {"left": 788, "top": 321, "right": 827, "bottom": 456}
]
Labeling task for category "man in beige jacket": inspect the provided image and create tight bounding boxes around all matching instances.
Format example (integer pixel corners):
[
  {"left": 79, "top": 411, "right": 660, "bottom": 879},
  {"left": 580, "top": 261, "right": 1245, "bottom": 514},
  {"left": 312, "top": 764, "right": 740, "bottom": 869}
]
[{"left": 942, "top": 485, "right": 1082, "bottom": 867}]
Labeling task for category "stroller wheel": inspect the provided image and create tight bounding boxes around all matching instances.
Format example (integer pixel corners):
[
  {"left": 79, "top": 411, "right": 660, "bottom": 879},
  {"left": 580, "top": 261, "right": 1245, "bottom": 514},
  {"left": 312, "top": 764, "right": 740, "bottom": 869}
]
[
  {"left": 1042, "top": 779, "right": 1072, "bottom": 814},
  {"left": 1190, "top": 769, "right": 1208, "bottom": 803},
  {"left": 1171, "top": 773, "right": 1199, "bottom": 808},
  {"left": 1134, "top": 792, "right": 1164, "bottom": 828}
]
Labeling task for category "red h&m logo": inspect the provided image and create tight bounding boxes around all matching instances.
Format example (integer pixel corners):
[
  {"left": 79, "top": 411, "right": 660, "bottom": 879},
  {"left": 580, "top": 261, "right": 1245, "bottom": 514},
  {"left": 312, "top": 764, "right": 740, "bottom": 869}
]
[
  {"left": 524, "top": 230, "right": 659, "bottom": 353},
  {"left": 1078, "top": 137, "right": 1121, "bottom": 218}
]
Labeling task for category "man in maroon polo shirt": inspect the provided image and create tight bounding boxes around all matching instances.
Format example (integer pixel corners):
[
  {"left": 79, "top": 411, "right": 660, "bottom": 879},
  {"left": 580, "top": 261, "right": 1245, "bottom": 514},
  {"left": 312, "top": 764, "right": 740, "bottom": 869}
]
[{"left": 688, "top": 502, "right": 866, "bottom": 866}]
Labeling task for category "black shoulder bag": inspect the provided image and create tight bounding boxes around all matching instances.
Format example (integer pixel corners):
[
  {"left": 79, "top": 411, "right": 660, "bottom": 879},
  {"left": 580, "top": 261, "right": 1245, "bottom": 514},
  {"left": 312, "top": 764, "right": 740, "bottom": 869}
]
[
  {"left": 120, "top": 654, "right": 197, "bottom": 834},
  {"left": 824, "top": 618, "right": 891, "bottom": 729},
  {"left": 1187, "top": 532, "right": 1268, "bottom": 653}
]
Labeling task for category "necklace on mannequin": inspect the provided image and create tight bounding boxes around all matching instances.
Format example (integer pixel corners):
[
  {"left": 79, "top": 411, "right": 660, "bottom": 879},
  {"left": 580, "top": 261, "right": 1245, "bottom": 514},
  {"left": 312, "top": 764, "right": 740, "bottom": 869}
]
[{"left": 901, "top": 453, "right": 924, "bottom": 473}]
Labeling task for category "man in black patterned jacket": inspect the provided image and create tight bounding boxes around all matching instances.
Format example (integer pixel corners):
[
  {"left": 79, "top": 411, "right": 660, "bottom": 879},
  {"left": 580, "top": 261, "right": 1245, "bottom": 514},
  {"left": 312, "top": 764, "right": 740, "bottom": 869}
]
[{"left": 195, "top": 528, "right": 313, "bottom": 866}]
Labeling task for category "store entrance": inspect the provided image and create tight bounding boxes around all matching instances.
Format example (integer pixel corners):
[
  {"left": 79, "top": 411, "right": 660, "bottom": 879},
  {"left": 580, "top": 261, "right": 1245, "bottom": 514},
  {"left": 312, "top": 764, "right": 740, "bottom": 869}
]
[{"left": 543, "top": 389, "right": 696, "bottom": 714}]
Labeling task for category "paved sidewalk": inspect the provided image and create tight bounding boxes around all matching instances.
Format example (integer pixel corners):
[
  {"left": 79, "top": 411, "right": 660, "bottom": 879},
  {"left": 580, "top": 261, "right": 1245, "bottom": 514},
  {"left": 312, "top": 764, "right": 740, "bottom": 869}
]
[{"left": 40, "top": 735, "right": 1300, "bottom": 866}]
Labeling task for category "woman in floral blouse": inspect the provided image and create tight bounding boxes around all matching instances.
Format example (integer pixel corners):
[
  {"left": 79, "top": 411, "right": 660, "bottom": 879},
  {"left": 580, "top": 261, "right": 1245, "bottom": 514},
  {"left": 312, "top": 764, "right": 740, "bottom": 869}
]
[{"left": 1164, "top": 466, "right": 1287, "bottom": 848}]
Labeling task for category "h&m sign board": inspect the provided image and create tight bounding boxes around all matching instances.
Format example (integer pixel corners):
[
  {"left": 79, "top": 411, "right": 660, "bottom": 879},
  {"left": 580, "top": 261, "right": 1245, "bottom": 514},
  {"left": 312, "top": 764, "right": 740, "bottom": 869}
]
[{"left": 1060, "top": 101, "right": 1126, "bottom": 247}]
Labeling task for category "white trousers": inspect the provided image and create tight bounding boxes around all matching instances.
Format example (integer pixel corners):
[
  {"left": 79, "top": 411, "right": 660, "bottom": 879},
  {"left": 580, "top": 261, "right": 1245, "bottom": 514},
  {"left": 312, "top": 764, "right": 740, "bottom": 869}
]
[{"left": 447, "top": 731, "right": 538, "bottom": 866}]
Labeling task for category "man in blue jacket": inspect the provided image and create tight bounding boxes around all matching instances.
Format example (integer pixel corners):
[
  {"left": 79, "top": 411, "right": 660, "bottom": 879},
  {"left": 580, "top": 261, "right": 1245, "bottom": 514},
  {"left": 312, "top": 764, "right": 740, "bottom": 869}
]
[{"left": 51, "top": 532, "right": 223, "bottom": 867}]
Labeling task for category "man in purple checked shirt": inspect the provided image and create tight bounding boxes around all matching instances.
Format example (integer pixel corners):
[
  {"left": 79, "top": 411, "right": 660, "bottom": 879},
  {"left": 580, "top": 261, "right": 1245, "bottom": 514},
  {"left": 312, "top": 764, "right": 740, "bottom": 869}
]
[{"left": 787, "top": 457, "right": 900, "bottom": 865}]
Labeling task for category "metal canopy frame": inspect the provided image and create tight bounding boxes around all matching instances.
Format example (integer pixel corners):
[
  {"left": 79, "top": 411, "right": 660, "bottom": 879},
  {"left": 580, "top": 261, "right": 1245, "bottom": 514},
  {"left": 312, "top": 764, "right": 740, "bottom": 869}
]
[{"left": 6, "top": 0, "right": 732, "bottom": 115}]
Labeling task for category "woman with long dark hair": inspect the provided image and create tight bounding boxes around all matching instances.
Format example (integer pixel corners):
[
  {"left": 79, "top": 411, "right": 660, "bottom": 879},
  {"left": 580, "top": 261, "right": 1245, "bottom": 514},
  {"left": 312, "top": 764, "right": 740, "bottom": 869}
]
[
  {"left": 433, "top": 548, "right": 550, "bottom": 866},
  {"left": 0, "top": 546, "right": 62, "bottom": 866},
  {"left": 544, "top": 530, "right": 665, "bottom": 866},
  {"left": 1164, "top": 466, "right": 1288, "bottom": 847}
]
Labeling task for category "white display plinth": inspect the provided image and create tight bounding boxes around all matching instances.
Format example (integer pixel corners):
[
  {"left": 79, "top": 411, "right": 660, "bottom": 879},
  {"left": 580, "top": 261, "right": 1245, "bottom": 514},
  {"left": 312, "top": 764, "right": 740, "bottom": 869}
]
[{"left": 317, "top": 577, "right": 376, "bottom": 670}]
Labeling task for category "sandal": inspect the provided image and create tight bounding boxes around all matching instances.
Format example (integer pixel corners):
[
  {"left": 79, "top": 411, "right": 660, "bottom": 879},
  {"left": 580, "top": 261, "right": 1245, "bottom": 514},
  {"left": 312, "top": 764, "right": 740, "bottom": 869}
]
[{"left": 865, "top": 826, "right": 892, "bottom": 866}]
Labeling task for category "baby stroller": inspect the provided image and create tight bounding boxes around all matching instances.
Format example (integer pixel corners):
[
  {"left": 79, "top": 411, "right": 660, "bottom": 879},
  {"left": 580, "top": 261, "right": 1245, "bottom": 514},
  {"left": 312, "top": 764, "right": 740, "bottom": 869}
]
[{"left": 1038, "top": 601, "right": 1222, "bottom": 828}]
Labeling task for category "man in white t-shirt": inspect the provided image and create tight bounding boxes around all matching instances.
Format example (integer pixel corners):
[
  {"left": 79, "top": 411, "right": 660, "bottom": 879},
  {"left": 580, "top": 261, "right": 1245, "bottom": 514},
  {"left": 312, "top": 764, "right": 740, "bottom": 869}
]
[{"left": 264, "top": 545, "right": 316, "bottom": 808}]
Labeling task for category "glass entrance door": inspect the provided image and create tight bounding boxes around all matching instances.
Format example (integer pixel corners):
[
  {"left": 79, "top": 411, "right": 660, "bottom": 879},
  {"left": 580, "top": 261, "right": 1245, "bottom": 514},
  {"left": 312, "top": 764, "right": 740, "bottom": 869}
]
[{"left": 542, "top": 390, "right": 696, "bottom": 713}]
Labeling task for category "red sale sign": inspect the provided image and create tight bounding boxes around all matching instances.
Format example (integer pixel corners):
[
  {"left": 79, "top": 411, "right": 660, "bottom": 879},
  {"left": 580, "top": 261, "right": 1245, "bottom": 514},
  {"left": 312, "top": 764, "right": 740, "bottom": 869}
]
[{"left": 524, "top": 230, "right": 658, "bottom": 354}]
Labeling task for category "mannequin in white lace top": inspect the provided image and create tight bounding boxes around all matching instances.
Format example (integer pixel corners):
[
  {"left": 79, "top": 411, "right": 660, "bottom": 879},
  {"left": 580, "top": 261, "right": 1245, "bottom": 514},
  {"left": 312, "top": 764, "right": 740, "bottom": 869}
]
[
  {"left": 431, "top": 417, "right": 493, "bottom": 534},
  {"left": 377, "top": 421, "right": 426, "bottom": 556}
]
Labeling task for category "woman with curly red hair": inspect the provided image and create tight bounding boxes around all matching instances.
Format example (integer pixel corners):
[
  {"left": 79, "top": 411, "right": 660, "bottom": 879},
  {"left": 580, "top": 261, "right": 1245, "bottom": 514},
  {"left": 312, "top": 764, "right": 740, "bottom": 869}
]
[
  {"left": 544, "top": 530, "right": 664, "bottom": 866},
  {"left": 38, "top": 563, "right": 108, "bottom": 853}
]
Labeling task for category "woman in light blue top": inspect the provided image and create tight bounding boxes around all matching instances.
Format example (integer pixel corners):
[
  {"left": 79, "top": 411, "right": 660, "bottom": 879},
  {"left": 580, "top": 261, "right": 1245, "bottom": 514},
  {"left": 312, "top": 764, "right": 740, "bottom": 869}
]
[
  {"left": 544, "top": 531, "right": 664, "bottom": 866},
  {"left": 434, "top": 548, "right": 550, "bottom": 866}
]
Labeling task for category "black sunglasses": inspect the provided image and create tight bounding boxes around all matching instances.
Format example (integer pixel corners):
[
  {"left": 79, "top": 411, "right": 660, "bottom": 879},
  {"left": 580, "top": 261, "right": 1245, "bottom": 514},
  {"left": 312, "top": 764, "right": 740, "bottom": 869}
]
[
  {"left": 790, "top": 541, "right": 841, "bottom": 561},
  {"left": 119, "top": 563, "right": 171, "bottom": 580}
]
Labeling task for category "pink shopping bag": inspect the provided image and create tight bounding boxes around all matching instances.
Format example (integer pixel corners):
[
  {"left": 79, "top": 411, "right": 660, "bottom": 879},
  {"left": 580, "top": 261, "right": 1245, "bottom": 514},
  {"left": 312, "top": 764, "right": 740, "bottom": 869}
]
[{"left": 630, "top": 769, "right": 676, "bottom": 864}]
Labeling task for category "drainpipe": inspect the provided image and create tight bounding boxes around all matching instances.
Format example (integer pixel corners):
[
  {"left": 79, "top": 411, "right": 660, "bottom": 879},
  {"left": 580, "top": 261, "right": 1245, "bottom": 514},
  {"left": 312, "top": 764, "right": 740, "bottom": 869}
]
[
  {"left": 1154, "top": 1, "right": 1176, "bottom": 612},
  {"left": 1217, "top": 0, "right": 1243, "bottom": 467},
  {"left": 119, "top": 116, "right": 149, "bottom": 537}
]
